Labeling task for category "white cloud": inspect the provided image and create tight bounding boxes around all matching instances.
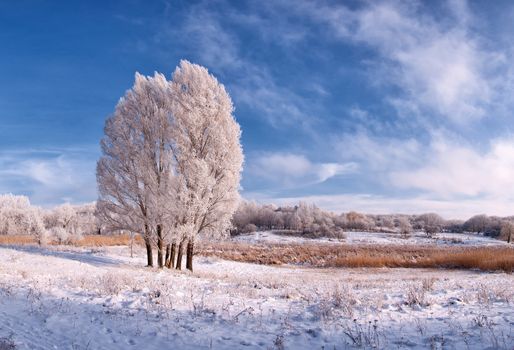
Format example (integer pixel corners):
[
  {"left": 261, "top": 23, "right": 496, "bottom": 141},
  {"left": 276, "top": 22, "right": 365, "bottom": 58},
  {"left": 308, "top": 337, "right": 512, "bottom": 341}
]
[
  {"left": 182, "top": 8, "right": 242, "bottom": 70},
  {"left": 173, "top": 2, "right": 322, "bottom": 129},
  {"left": 336, "top": 132, "right": 421, "bottom": 170},
  {"left": 255, "top": 153, "right": 312, "bottom": 178},
  {"left": 299, "top": 0, "right": 501, "bottom": 124},
  {"left": 0, "top": 149, "right": 97, "bottom": 206},
  {"left": 391, "top": 137, "right": 514, "bottom": 198},
  {"left": 251, "top": 152, "right": 357, "bottom": 186}
]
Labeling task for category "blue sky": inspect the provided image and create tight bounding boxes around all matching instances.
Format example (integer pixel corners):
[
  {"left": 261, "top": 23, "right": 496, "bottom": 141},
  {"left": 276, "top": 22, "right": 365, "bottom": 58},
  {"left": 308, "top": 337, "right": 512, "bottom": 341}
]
[{"left": 2, "top": 0, "right": 514, "bottom": 218}]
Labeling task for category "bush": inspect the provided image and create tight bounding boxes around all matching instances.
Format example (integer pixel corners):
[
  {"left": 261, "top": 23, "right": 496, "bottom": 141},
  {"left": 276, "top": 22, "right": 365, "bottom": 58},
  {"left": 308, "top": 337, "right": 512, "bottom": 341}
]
[
  {"left": 37, "top": 229, "right": 50, "bottom": 246},
  {"left": 51, "top": 227, "right": 69, "bottom": 244},
  {"left": 242, "top": 223, "right": 258, "bottom": 234}
]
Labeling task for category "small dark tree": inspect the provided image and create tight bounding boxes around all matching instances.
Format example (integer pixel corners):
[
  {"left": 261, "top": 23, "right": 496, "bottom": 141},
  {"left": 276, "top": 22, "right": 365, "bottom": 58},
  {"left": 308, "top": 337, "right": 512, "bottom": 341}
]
[{"left": 500, "top": 221, "right": 514, "bottom": 243}]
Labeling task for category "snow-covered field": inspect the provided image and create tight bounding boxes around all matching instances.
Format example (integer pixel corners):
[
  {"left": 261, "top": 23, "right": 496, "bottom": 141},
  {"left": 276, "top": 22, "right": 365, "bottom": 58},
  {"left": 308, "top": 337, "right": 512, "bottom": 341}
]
[
  {"left": 0, "top": 244, "right": 513, "bottom": 349},
  {"left": 234, "top": 230, "right": 508, "bottom": 247}
]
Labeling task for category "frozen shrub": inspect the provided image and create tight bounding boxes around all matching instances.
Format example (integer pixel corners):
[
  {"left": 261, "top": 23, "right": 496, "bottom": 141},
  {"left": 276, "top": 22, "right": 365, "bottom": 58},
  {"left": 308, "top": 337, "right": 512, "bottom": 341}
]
[
  {"left": 27, "top": 211, "right": 49, "bottom": 246},
  {"left": 48, "top": 226, "right": 83, "bottom": 245},
  {"left": 98, "top": 272, "right": 134, "bottom": 296},
  {"left": 51, "top": 227, "right": 69, "bottom": 245},
  {"left": 0, "top": 335, "right": 16, "bottom": 350},
  {"left": 68, "top": 231, "right": 83, "bottom": 245},
  {"left": 36, "top": 228, "right": 50, "bottom": 246},
  {"left": 0, "top": 194, "right": 48, "bottom": 242},
  {"left": 406, "top": 284, "right": 429, "bottom": 307},
  {"left": 272, "top": 335, "right": 285, "bottom": 350},
  {"left": 242, "top": 223, "right": 258, "bottom": 233},
  {"left": 421, "top": 277, "right": 436, "bottom": 291}
]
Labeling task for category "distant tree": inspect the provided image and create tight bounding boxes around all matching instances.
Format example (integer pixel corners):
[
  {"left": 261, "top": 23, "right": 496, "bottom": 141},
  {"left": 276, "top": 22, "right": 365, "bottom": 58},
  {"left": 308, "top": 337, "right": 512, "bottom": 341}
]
[
  {"left": 500, "top": 221, "right": 514, "bottom": 243},
  {"left": 288, "top": 212, "right": 302, "bottom": 231},
  {"left": 345, "top": 211, "right": 373, "bottom": 231},
  {"left": 380, "top": 216, "right": 395, "bottom": 230},
  {"left": 463, "top": 214, "right": 490, "bottom": 233},
  {"left": 297, "top": 202, "right": 315, "bottom": 232},
  {"left": 443, "top": 219, "right": 465, "bottom": 233},
  {"left": 416, "top": 213, "right": 444, "bottom": 238},
  {"left": 397, "top": 217, "right": 412, "bottom": 238},
  {"left": 0, "top": 194, "right": 48, "bottom": 245},
  {"left": 242, "top": 223, "right": 258, "bottom": 233}
]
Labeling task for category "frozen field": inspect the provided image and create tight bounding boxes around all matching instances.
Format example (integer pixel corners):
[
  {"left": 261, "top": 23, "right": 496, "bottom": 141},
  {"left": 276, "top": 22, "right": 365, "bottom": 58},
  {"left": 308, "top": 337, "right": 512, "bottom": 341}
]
[
  {"left": 0, "top": 244, "right": 513, "bottom": 349},
  {"left": 234, "top": 230, "right": 508, "bottom": 247}
]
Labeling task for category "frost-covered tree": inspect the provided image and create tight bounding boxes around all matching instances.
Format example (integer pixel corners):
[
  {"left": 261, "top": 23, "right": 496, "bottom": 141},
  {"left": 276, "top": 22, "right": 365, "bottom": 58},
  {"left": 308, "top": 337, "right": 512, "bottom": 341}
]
[
  {"left": 345, "top": 211, "right": 373, "bottom": 231},
  {"left": 97, "top": 72, "right": 175, "bottom": 267},
  {"left": 397, "top": 217, "right": 412, "bottom": 238},
  {"left": 97, "top": 61, "right": 243, "bottom": 271},
  {"left": 45, "top": 203, "right": 99, "bottom": 244},
  {"left": 168, "top": 61, "right": 243, "bottom": 271},
  {"left": 46, "top": 204, "right": 77, "bottom": 231},
  {"left": 416, "top": 213, "right": 444, "bottom": 238},
  {"left": 0, "top": 194, "right": 48, "bottom": 245},
  {"left": 463, "top": 214, "right": 490, "bottom": 234},
  {"left": 232, "top": 201, "right": 260, "bottom": 231},
  {"left": 74, "top": 203, "right": 99, "bottom": 236}
]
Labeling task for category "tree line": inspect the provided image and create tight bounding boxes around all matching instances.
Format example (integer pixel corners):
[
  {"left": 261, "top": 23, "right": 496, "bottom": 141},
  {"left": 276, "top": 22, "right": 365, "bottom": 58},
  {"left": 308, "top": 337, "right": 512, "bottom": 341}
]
[
  {"left": 231, "top": 201, "right": 514, "bottom": 242},
  {"left": 1, "top": 194, "right": 512, "bottom": 257},
  {"left": 0, "top": 194, "right": 96, "bottom": 244}
]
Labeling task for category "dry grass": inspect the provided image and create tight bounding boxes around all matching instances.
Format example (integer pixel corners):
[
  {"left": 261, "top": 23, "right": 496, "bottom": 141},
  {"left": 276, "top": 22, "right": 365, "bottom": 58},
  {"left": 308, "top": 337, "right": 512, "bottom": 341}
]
[
  {"left": 197, "top": 241, "right": 514, "bottom": 273},
  {"left": 0, "top": 235, "right": 36, "bottom": 245},
  {"left": 0, "top": 234, "right": 144, "bottom": 247},
  {"left": 78, "top": 234, "right": 144, "bottom": 247},
  {"left": 2, "top": 234, "right": 513, "bottom": 272}
]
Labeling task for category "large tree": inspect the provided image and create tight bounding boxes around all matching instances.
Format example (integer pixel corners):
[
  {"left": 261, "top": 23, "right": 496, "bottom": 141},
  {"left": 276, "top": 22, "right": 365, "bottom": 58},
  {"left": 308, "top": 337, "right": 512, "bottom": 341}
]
[
  {"left": 168, "top": 61, "right": 243, "bottom": 271},
  {"left": 97, "top": 61, "right": 243, "bottom": 271},
  {"left": 97, "top": 72, "right": 175, "bottom": 267}
]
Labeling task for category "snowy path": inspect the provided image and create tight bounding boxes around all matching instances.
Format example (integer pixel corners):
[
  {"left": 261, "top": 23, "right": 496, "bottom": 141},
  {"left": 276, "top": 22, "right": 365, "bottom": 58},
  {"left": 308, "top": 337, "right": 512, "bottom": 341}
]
[{"left": 0, "top": 245, "right": 513, "bottom": 349}]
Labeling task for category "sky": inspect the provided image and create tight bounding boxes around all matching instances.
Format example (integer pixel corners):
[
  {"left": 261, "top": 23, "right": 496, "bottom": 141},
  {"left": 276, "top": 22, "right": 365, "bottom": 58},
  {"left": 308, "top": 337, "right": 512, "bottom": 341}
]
[{"left": 2, "top": 0, "right": 514, "bottom": 219}]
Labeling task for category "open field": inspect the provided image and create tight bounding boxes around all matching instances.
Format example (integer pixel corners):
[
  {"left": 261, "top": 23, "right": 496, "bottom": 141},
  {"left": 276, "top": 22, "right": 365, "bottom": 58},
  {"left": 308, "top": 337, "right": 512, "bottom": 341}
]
[
  {"left": 0, "top": 244, "right": 513, "bottom": 349},
  {"left": 2, "top": 232, "right": 513, "bottom": 272}
]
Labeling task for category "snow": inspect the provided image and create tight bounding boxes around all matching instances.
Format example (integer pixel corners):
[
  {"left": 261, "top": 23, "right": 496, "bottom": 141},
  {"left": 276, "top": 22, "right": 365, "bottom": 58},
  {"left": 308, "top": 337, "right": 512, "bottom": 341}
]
[
  {"left": 0, "top": 244, "right": 513, "bottom": 349},
  {"left": 234, "top": 230, "right": 509, "bottom": 246}
]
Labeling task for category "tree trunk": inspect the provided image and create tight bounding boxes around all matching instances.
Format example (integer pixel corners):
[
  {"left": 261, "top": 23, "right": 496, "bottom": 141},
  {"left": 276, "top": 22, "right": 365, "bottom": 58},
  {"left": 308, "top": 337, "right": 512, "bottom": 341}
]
[
  {"left": 176, "top": 241, "right": 184, "bottom": 270},
  {"left": 144, "top": 237, "right": 153, "bottom": 267},
  {"left": 186, "top": 240, "right": 194, "bottom": 272},
  {"left": 157, "top": 224, "right": 164, "bottom": 268},
  {"left": 169, "top": 242, "right": 176, "bottom": 269},
  {"left": 165, "top": 244, "right": 170, "bottom": 267}
]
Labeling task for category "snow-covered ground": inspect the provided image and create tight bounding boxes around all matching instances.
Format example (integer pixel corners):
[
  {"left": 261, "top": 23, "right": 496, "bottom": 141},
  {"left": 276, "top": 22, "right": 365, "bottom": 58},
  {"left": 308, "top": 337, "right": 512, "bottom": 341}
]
[
  {"left": 234, "top": 230, "right": 508, "bottom": 246},
  {"left": 0, "top": 244, "right": 513, "bottom": 349}
]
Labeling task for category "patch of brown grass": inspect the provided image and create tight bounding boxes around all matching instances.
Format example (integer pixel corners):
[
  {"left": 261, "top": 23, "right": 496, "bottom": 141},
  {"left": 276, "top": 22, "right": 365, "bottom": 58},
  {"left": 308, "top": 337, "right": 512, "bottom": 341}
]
[
  {"left": 3, "top": 235, "right": 512, "bottom": 272},
  {"left": 197, "top": 241, "right": 514, "bottom": 272},
  {"left": 0, "top": 235, "right": 36, "bottom": 245},
  {"left": 77, "top": 234, "right": 144, "bottom": 247},
  {"left": 0, "top": 234, "right": 144, "bottom": 247}
]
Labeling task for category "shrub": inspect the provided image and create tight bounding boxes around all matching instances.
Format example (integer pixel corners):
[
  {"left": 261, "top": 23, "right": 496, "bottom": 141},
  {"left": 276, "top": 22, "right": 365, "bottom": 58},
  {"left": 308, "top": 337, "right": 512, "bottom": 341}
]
[
  {"left": 242, "top": 223, "right": 258, "bottom": 234},
  {"left": 50, "top": 227, "right": 69, "bottom": 244}
]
